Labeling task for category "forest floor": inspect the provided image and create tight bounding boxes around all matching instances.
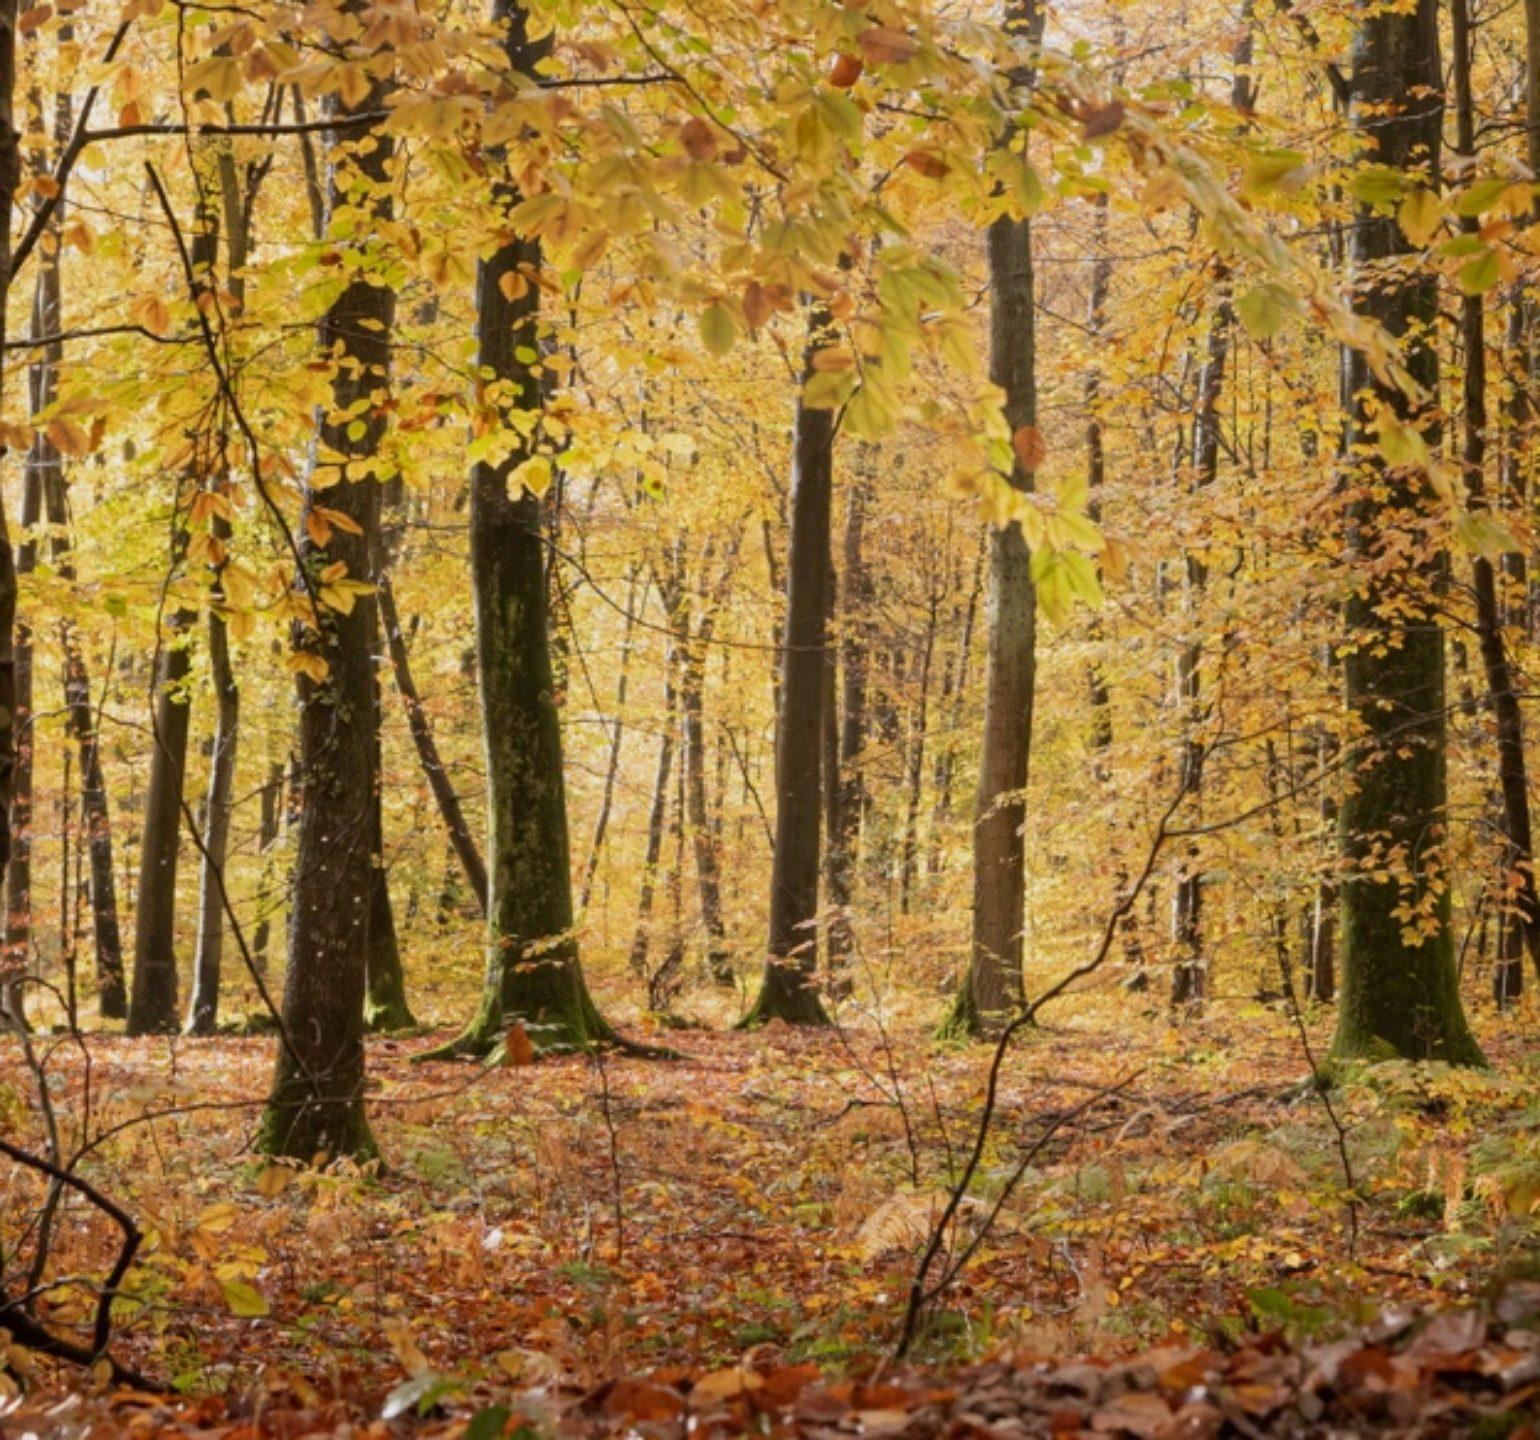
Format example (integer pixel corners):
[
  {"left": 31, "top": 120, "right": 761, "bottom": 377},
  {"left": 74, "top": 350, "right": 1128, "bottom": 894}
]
[{"left": 6, "top": 999, "right": 1540, "bottom": 1435}]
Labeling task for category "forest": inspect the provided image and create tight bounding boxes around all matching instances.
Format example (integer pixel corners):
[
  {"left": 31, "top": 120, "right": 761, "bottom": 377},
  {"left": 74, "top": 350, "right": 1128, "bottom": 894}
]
[{"left": 7, "top": 0, "right": 1540, "bottom": 1434}]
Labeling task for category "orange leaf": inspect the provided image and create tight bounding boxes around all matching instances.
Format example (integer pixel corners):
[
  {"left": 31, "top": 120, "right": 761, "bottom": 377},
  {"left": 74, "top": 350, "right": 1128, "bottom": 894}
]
[{"left": 1012, "top": 425, "right": 1047, "bottom": 473}]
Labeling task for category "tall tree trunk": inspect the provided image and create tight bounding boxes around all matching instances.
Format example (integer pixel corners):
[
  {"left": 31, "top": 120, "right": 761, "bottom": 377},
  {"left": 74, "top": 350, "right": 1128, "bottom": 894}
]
[
  {"left": 580, "top": 564, "right": 640, "bottom": 912},
  {"left": 186, "top": 144, "right": 259, "bottom": 1036},
  {"left": 742, "top": 308, "right": 837, "bottom": 1028},
  {"left": 1170, "top": 18, "right": 1251, "bottom": 1009},
  {"left": 259, "top": 55, "right": 396, "bottom": 1158},
  {"left": 3, "top": 290, "right": 45, "bottom": 1017},
  {"left": 249, "top": 756, "right": 283, "bottom": 974},
  {"left": 127, "top": 206, "right": 223, "bottom": 1037},
  {"left": 1451, "top": 0, "right": 1539, "bottom": 1006},
  {"left": 898, "top": 589, "right": 938, "bottom": 913},
  {"left": 1332, "top": 0, "right": 1483, "bottom": 1066},
  {"left": 431, "top": 0, "right": 616, "bottom": 1059},
  {"left": 681, "top": 556, "right": 732, "bottom": 985},
  {"left": 828, "top": 473, "right": 870, "bottom": 970},
  {"left": 362, "top": 481, "right": 416, "bottom": 1033},
  {"left": 1169, "top": 290, "right": 1231, "bottom": 1008},
  {"left": 631, "top": 608, "right": 678, "bottom": 979},
  {"left": 950, "top": 0, "right": 1045, "bottom": 1037},
  {"left": 378, "top": 572, "right": 488, "bottom": 914}
]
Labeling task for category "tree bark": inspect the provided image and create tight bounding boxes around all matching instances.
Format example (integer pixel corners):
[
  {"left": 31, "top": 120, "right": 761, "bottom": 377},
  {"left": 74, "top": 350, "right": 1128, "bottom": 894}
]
[
  {"left": 0, "top": 2, "right": 27, "bottom": 1026},
  {"left": 1451, "top": 0, "right": 1538, "bottom": 1007},
  {"left": 742, "top": 309, "right": 837, "bottom": 1028},
  {"left": 951, "top": 0, "right": 1045, "bottom": 1036},
  {"left": 187, "top": 142, "right": 259, "bottom": 1036},
  {"left": 259, "top": 53, "right": 395, "bottom": 1157},
  {"left": 1332, "top": 0, "right": 1483, "bottom": 1066},
  {"left": 430, "top": 0, "right": 615, "bottom": 1059},
  {"left": 827, "top": 473, "right": 870, "bottom": 971}
]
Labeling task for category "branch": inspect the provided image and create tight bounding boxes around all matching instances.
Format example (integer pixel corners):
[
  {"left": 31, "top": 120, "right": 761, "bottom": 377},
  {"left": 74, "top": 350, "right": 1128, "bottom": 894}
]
[
  {"left": 893, "top": 775, "right": 1191, "bottom": 1360},
  {"left": 0, "top": 1137, "right": 150, "bottom": 1387}
]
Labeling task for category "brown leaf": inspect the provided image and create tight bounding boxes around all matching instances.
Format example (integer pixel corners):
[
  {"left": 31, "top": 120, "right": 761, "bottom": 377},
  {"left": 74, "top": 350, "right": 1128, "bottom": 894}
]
[
  {"left": 1012, "top": 425, "right": 1047, "bottom": 473},
  {"left": 829, "top": 52, "right": 864, "bottom": 88},
  {"left": 1081, "top": 100, "right": 1126, "bottom": 140},
  {"left": 503, "top": 1021, "right": 536, "bottom": 1067},
  {"left": 856, "top": 25, "right": 919, "bottom": 65},
  {"left": 680, "top": 117, "right": 718, "bottom": 161}
]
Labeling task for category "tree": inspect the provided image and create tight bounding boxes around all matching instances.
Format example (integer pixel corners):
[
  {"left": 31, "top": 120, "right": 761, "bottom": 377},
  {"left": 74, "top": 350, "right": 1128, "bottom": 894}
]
[
  {"left": 948, "top": 0, "right": 1045, "bottom": 1038},
  {"left": 741, "top": 311, "right": 837, "bottom": 1029},
  {"left": 429, "top": 0, "right": 617, "bottom": 1060},
  {"left": 1331, "top": 0, "right": 1483, "bottom": 1067},
  {"left": 127, "top": 194, "right": 217, "bottom": 1038},
  {"left": 258, "top": 43, "right": 397, "bottom": 1158}
]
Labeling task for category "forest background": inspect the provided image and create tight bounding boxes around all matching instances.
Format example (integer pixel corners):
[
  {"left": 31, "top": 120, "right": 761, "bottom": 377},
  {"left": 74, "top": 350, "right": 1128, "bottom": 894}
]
[{"left": 6, "top": 0, "right": 1540, "bottom": 1429}]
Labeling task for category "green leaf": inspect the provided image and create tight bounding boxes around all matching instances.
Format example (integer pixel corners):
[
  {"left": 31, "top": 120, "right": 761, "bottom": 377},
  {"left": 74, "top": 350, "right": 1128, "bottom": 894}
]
[
  {"left": 1455, "top": 177, "right": 1508, "bottom": 217},
  {"left": 466, "top": 1406, "right": 512, "bottom": 1440},
  {"left": 381, "top": 1373, "right": 465, "bottom": 1421},
  {"left": 699, "top": 302, "right": 736, "bottom": 357},
  {"left": 219, "top": 1278, "right": 269, "bottom": 1318},
  {"left": 1235, "top": 284, "right": 1293, "bottom": 340},
  {"left": 1456, "top": 510, "right": 1519, "bottom": 558},
  {"left": 802, "top": 368, "right": 856, "bottom": 411},
  {"left": 1349, "top": 165, "right": 1408, "bottom": 206},
  {"left": 1457, "top": 248, "right": 1501, "bottom": 296},
  {"left": 1242, "top": 148, "right": 1306, "bottom": 200}
]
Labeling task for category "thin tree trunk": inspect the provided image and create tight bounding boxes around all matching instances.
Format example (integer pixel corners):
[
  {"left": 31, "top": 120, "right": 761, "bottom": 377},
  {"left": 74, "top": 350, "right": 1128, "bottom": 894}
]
[
  {"left": 631, "top": 608, "right": 678, "bottom": 979},
  {"left": 899, "top": 589, "right": 938, "bottom": 913},
  {"left": 743, "top": 308, "right": 837, "bottom": 1028},
  {"left": 682, "top": 550, "right": 733, "bottom": 985},
  {"left": 1452, "top": 0, "right": 1540, "bottom": 1005},
  {"left": 186, "top": 142, "right": 260, "bottom": 1035},
  {"left": 249, "top": 757, "right": 283, "bottom": 974},
  {"left": 580, "top": 564, "right": 641, "bottom": 912},
  {"left": 378, "top": 572, "right": 488, "bottom": 915},
  {"left": 127, "top": 206, "right": 221, "bottom": 1035},
  {"left": 951, "top": 0, "right": 1045, "bottom": 1036},
  {"left": 828, "top": 472, "right": 870, "bottom": 969}
]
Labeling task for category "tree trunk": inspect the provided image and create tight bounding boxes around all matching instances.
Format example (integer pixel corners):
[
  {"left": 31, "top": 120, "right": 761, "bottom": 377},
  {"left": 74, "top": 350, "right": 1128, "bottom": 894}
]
[
  {"left": 681, "top": 569, "right": 732, "bottom": 985},
  {"left": 1332, "top": 0, "right": 1483, "bottom": 1066},
  {"left": 951, "top": 0, "right": 1045, "bottom": 1037},
  {"left": 431, "top": 0, "right": 614, "bottom": 1059},
  {"left": 249, "top": 756, "right": 283, "bottom": 974},
  {"left": 186, "top": 143, "right": 259, "bottom": 1036},
  {"left": 3, "top": 288, "right": 46, "bottom": 1016},
  {"left": 0, "top": 3, "right": 28, "bottom": 1026},
  {"left": 630, "top": 604, "right": 678, "bottom": 980},
  {"left": 128, "top": 193, "right": 221, "bottom": 1036},
  {"left": 898, "top": 589, "right": 937, "bottom": 913},
  {"left": 580, "top": 564, "right": 640, "bottom": 913},
  {"left": 184, "top": 567, "right": 237, "bottom": 1035},
  {"left": 378, "top": 572, "right": 488, "bottom": 915},
  {"left": 827, "top": 473, "right": 869, "bottom": 971},
  {"left": 259, "top": 61, "right": 396, "bottom": 1158},
  {"left": 742, "top": 309, "right": 837, "bottom": 1028},
  {"left": 1451, "top": 0, "right": 1537, "bottom": 1007}
]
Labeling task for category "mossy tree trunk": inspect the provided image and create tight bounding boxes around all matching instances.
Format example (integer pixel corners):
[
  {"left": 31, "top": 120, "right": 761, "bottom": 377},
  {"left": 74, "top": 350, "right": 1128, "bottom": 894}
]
[
  {"left": 1331, "top": 0, "right": 1483, "bottom": 1067},
  {"left": 742, "top": 310, "right": 836, "bottom": 1029},
  {"left": 258, "top": 55, "right": 396, "bottom": 1160},
  {"left": 432, "top": 0, "right": 612, "bottom": 1059}
]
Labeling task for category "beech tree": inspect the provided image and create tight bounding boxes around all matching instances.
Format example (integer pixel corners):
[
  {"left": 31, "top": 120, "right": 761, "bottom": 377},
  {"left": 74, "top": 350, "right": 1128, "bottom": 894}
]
[{"left": 1331, "top": 0, "right": 1483, "bottom": 1066}]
